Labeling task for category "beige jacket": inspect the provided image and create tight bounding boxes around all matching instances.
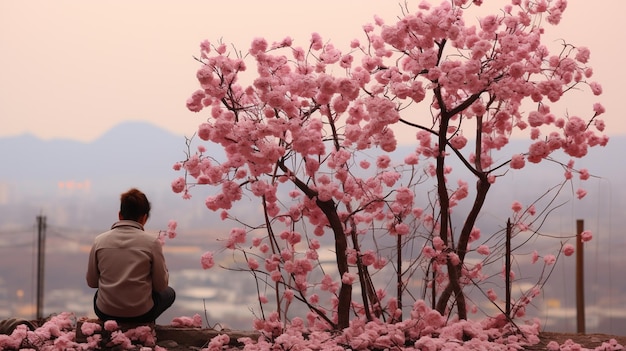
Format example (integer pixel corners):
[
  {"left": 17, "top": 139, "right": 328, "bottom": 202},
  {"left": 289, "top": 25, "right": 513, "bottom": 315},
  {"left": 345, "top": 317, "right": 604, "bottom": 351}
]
[{"left": 86, "top": 220, "right": 169, "bottom": 317}]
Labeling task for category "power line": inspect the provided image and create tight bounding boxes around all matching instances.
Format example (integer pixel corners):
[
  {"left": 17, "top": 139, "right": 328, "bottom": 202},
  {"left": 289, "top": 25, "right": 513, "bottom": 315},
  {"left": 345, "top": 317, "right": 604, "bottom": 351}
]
[
  {"left": 0, "top": 224, "right": 99, "bottom": 247},
  {"left": 0, "top": 240, "right": 34, "bottom": 249},
  {"left": 46, "top": 224, "right": 101, "bottom": 236},
  {"left": 0, "top": 228, "right": 35, "bottom": 236}
]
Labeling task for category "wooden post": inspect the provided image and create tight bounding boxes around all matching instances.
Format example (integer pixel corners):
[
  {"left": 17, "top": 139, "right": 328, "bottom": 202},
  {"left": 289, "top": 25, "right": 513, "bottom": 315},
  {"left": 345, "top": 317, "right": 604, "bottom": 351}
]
[
  {"left": 36, "top": 215, "right": 46, "bottom": 320},
  {"left": 576, "top": 219, "right": 585, "bottom": 334}
]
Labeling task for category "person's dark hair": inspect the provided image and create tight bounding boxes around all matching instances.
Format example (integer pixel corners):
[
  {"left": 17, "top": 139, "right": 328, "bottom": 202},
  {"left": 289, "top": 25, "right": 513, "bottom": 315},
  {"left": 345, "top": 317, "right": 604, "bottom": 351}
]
[{"left": 119, "top": 188, "right": 151, "bottom": 221}]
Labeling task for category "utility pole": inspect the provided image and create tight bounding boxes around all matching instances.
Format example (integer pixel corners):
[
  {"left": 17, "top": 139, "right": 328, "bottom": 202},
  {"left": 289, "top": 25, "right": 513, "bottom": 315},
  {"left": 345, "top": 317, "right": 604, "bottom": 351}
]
[
  {"left": 36, "top": 215, "right": 46, "bottom": 320},
  {"left": 576, "top": 219, "right": 585, "bottom": 334},
  {"left": 505, "top": 218, "right": 512, "bottom": 318}
]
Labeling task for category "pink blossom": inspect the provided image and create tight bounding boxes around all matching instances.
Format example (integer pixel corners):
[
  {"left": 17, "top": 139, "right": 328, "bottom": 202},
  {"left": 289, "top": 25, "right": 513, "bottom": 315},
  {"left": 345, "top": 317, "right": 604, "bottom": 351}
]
[
  {"left": 404, "top": 153, "right": 419, "bottom": 165},
  {"left": 381, "top": 171, "right": 401, "bottom": 187},
  {"left": 271, "top": 36, "right": 293, "bottom": 49},
  {"left": 308, "top": 239, "right": 321, "bottom": 250},
  {"left": 125, "top": 325, "right": 157, "bottom": 348},
  {"left": 433, "top": 236, "right": 445, "bottom": 250},
  {"left": 249, "top": 37, "right": 267, "bottom": 56},
  {"left": 575, "top": 46, "right": 590, "bottom": 63},
  {"left": 248, "top": 258, "right": 260, "bottom": 270},
  {"left": 283, "top": 289, "right": 295, "bottom": 302},
  {"left": 422, "top": 245, "right": 436, "bottom": 258},
  {"left": 171, "top": 177, "right": 186, "bottom": 193},
  {"left": 448, "top": 253, "right": 460, "bottom": 266},
  {"left": 480, "top": 15, "right": 499, "bottom": 32},
  {"left": 310, "top": 32, "right": 323, "bottom": 50},
  {"left": 544, "top": 254, "right": 556, "bottom": 265},
  {"left": 321, "top": 274, "right": 338, "bottom": 293},
  {"left": 487, "top": 289, "right": 497, "bottom": 301},
  {"left": 510, "top": 154, "right": 525, "bottom": 169},
  {"left": 206, "top": 333, "right": 230, "bottom": 350},
  {"left": 198, "top": 122, "right": 211, "bottom": 140},
  {"left": 527, "top": 141, "right": 550, "bottom": 163},
  {"left": 200, "top": 39, "right": 211, "bottom": 53},
  {"left": 81, "top": 321, "right": 102, "bottom": 336},
  {"left": 104, "top": 320, "right": 119, "bottom": 331},
  {"left": 563, "top": 244, "right": 575, "bottom": 257},
  {"left": 225, "top": 227, "right": 247, "bottom": 248},
  {"left": 530, "top": 127, "right": 540, "bottom": 140},
  {"left": 450, "top": 135, "right": 467, "bottom": 149},
  {"left": 53, "top": 333, "right": 75, "bottom": 349},
  {"left": 477, "top": 245, "right": 490, "bottom": 255},
  {"left": 394, "top": 187, "right": 414, "bottom": 206},
  {"left": 201, "top": 251, "right": 214, "bottom": 269},
  {"left": 594, "top": 119, "right": 606, "bottom": 132},
  {"left": 171, "top": 314, "right": 203, "bottom": 328},
  {"left": 511, "top": 201, "right": 523, "bottom": 212},
  {"left": 394, "top": 222, "right": 410, "bottom": 235},
  {"left": 531, "top": 250, "right": 539, "bottom": 264},
  {"left": 259, "top": 243, "right": 269, "bottom": 253},
  {"left": 270, "top": 270, "right": 282, "bottom": 282},
  {"left": 281, "top": 248, "right": 293, "bottom": 261},
  {"left": 528, "top": 111, "right": 544, "bottom": 127},
  {"left": 564, "top": 170, "right": 573, "bottom": 180},
  {"left": 361, "top": 250, "right": 376, "bottom": 266},
  {"left": 376, "top": 155, "right": 391, "bottom": 169},
  {"left": 167, "top": 220, "right": 177, "bottom": 231},
  {"left": 517, "top": 222, "right": 529, "bottom": 231},
  {"left": 581, "top": 230, "right": 593, "bottom": 242},
  {"left": 340, "top": 54, "right": 354, "bottom": 68},
  {"left": 547, "top": 340, "right": 560, "bottom": 350},
  {"left": 342, "top": 272, "right": 356, "bottom": 285},
  {"left": 110, "top": 330, "right": 132, "bottom": 348},
  {"left": 469, "top": 227, "right": 481, "bottom": 242},
  {"left": 590, "top": 81, "right": 603, "bottom": 95},
  {"left": 593, "top": 102, "right": 605, "bottom": 115},
  {"left": 576, "top": 188, "right": 587, "bottom": 199},
  {"left": 579, "top": 168, "right": 590, "bottom": 180},
  {"left": 220, "top": 210, "right": 228, "bottom": 220},
  {"left": 167, "top": 220, "right": 177, "bottom": 239}
]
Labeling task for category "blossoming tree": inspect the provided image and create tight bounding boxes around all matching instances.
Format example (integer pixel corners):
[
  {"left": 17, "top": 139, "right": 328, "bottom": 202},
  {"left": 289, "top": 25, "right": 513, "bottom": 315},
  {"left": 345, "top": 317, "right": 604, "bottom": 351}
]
[{"left": 172, "top": 0, "right": 606, "bottom": 332}]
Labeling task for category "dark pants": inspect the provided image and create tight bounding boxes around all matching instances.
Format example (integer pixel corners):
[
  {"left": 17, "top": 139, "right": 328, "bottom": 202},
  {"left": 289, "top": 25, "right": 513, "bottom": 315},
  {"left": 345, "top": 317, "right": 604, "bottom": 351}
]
[{"left": 93, "top": 287, "right": 176, "bottom": 323}]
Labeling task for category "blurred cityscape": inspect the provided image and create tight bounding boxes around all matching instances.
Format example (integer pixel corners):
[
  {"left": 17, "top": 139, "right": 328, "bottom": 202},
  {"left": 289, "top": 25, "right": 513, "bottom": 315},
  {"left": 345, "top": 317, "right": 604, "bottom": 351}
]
[
  {"left": 1, "top": 220, "right": 626, "bottom": 334},
  {"left": 1, "top": 122, "right": 625, "bottom": 335}
]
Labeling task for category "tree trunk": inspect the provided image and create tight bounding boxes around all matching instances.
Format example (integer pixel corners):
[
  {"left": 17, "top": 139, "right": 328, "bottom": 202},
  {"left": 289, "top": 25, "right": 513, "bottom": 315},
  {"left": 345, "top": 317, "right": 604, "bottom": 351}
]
[{"left": 317, "top": 198, "right": 352, "bottom": 329}]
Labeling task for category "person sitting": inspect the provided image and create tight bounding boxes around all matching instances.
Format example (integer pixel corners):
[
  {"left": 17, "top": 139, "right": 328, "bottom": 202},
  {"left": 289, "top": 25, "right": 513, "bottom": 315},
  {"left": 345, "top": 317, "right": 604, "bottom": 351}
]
[{"left": 86, "top": 188, "right": 175, "bottom": 324}]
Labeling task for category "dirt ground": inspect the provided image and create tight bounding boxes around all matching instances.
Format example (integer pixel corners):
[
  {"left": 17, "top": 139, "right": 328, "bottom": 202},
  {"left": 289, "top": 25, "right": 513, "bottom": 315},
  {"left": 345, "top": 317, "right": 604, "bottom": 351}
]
[
  {"left": 4, "top": 319, "right": 624, "bottom": 350},
  {"left": 154, "top": 329, "right": 626, "bottom": 350},
  {"left": 526, "top": 332, "right": 626, "bottom": 350}
]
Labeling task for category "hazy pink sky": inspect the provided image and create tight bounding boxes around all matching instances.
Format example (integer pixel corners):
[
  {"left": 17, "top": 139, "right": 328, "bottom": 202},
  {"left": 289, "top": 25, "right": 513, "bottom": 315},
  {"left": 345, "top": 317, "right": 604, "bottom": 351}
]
[{"left": 1, "top": 1, "right": 624, "bottom": 143}]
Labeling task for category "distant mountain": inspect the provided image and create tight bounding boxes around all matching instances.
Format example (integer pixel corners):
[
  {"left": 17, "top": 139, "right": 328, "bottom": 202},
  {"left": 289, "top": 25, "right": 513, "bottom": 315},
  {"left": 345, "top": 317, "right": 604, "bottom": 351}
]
[
  {"left": 0, "top": 121, "right": 188, "bottom": 182},
  {"left": 0, "top": 122, "right": 623, "bottom": 235},
  {"left": 2, "top": 120, "right": 621, "bottom": 184},
  {"left": 0, "top": 121, "right": 222, "bottom": 231}
]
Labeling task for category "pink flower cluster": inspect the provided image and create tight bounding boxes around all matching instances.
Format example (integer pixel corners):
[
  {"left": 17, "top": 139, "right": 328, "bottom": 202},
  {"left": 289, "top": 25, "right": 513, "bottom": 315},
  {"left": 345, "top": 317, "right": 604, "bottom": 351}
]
[
  {"left": 0, "top": 313, "right": 161, "bottom": 350},
  {"left": 171, "top": 313, "right": 203, "bottom": 328},
  {"left": 237, "top": 299, "right": 623, "bottom": 350}
]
